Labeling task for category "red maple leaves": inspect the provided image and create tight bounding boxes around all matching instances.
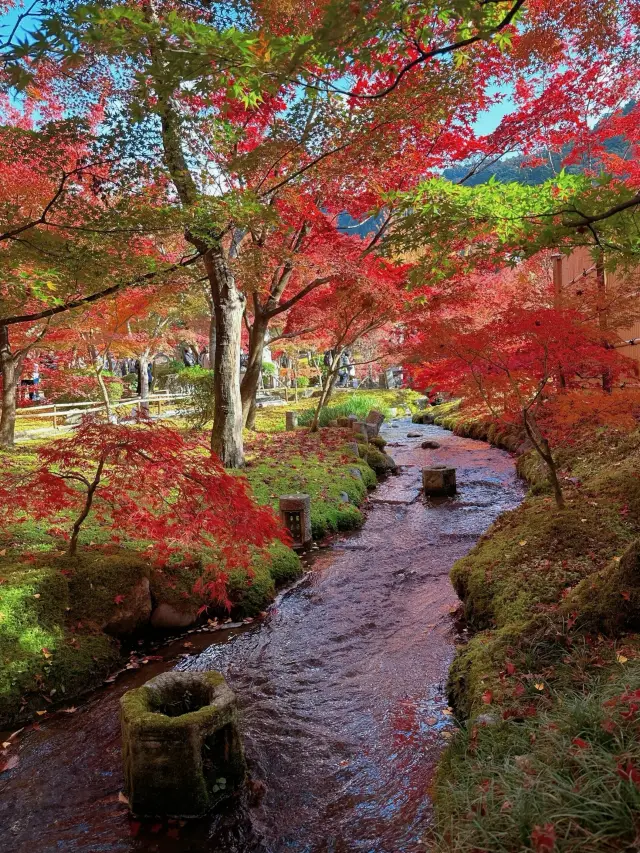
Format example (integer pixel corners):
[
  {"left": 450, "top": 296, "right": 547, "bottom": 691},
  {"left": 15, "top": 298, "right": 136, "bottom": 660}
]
[{"left": 0, "top": 416, "right": 285, "bottom": 605}]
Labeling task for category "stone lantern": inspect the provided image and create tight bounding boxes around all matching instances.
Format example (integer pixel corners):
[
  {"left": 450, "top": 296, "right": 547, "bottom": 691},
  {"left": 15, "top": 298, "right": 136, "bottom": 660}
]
[{"left": 279, "top": 493, "right": 312, "bottom": 548}]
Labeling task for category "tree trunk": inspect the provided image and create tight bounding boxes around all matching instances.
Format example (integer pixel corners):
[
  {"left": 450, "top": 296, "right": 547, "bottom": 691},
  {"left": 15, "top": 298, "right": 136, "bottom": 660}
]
[
  {"left": 310, "top": 351, "right": 342, "bottom": 432},
  {"left": 89, "top": 346, "right": 114, "bottom": 422},
  {"left": 69, "top": 458, "right": 105, "bottom": 557},
  {"left": 523, "top": 410, "right": 565, "bottom": 509},
  {"left": 95, "top": 367, "right": 114, "bottom": 423},
  {"left": 139, "top": 351, "right": 150, "bottom": 414},
  {"left": 596, "top": 256, "right": 613, "bottom": 392},
  {"left": 209, "top": 307, "right": 217, "bottom": 368},
  {"left": 205, "top": 248, "right": 245, "bottom": 468},
  {"left": 0, "top": 325, "right": 22, "bottom": 449},
  {"left": 240, "top": 313, "right": 267, "bottom": 429}
]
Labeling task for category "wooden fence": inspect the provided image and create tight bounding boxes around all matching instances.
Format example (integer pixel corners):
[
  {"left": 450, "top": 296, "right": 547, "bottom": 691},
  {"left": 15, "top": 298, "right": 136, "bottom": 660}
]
[{"left": 15, "top": 392, "right": 193, "bottom": 429}]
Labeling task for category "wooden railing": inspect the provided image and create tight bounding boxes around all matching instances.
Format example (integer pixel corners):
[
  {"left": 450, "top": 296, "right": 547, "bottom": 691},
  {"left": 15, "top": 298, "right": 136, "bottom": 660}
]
[{"left": 15, "top": 392, "right": 193, "bottom": 429}]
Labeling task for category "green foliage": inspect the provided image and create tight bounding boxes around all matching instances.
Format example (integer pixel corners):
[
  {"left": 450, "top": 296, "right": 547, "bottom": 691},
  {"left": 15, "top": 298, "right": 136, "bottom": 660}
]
[
  {"left": 434, "top": 665, "right": 640, "bottom": 853},
  {"left": 296, "top": 389, "right": 420, "bottom": 428},
  {"left": 390, "top": 173, "right": 640, "bottom": 273},
  {"left": 0, "top": 556, "right": 122, "bottom": 726},
  {"left": 245, "top": 446, "right": 375, "bottom": 539},
  {"left": 176, "top": 366, "right": 215, "bottom": 427}
]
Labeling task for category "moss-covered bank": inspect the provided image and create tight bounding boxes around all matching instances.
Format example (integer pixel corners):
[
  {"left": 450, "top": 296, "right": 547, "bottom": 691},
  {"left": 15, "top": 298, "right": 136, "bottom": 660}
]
[
  {"left": 426, "top": 405, "right": 640, "bottom": 853},
  {"left": 0, "top": 426, "right": 383, "bottom": 727}
]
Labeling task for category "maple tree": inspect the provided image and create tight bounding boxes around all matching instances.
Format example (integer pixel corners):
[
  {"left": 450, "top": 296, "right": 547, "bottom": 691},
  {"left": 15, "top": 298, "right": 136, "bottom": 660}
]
[
  {"left": 283, "top": 257, "right": 408, "bottom": 430},
  {"left": 3, "top": 0, "right": 545, "bottom": 465},
  {"left": 407, "top": 257, "right": 633, "bottom": 507},
  {"left": 0, "top": 417, "right": 284, "bottom": 603}
]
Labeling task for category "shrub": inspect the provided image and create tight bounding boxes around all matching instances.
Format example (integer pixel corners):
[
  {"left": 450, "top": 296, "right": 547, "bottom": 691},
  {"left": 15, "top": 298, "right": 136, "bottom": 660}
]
[
  {"left": 297, "top": 393, "right": 391, "bottom": 428},
  {"left": 176, "top": 366, "right": 215, "bottom": 427}
]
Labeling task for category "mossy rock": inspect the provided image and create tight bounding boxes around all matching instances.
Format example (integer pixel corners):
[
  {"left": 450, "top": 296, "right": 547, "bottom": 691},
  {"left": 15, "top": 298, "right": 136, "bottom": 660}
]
[
  {"left": 362, "top": 446, "right": 397, "bottom": 476},
  {"left": 369, "top": 435, "right": 387, "bottom": 449},
  {"left": 266, "top": 540, "right": 302, "bottom": 586},
  {"left": 0, "top": 557, "right": 120, "bottom": 726},
  {"left": 63, "top": 550, "right": 151, "bottom": 632},
  {"left": 227, "top": 561, "right": 275, "bottom": 618}
]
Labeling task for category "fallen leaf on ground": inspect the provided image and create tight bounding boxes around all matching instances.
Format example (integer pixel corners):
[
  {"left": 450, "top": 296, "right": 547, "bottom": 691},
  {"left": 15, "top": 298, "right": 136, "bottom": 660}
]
[{"left": 0, "top": 755, "right": 19, "bottom": 773}]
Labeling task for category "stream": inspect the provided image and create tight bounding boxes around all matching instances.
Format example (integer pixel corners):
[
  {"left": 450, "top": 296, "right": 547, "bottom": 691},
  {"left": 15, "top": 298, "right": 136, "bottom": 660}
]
[{"left": 0, "top": 418, "right": 524, "bottom": 853}]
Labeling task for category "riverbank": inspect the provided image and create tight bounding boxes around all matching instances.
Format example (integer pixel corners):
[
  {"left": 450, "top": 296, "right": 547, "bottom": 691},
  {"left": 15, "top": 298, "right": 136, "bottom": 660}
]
[
  {"left": 0, "top": 417, "right": 524, "bottom": 853},
  {"left": 425, "top": 403, "right": 640, "bottom": 853},
  {"left": 0, "top": 424, "right": 380, "bottom": 729}
]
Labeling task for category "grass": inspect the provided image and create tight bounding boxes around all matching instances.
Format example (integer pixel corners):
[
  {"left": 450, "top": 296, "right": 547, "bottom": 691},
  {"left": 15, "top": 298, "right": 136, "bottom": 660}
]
[
  {"left": 245, "top": 427, "right": 376, "bottom": 538},
  {"left": 433, "top": 662, "right": 640, "bottom": 853},
  {"left": 253, "top": 388, "right": 421, "bottom": 433},
  {"left": 427, "top": 405, "right": 640, "bottom": 852}
]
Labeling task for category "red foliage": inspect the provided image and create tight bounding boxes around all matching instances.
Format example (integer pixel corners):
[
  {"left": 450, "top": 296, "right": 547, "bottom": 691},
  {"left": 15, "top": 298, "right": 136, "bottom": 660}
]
[{"left": 0, "top": 417, "right": 285, "bottom": 605}]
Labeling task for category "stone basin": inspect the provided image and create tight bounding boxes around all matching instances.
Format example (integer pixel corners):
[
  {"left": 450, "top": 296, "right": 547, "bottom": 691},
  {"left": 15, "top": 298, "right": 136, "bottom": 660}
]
[{"left": 120, "top": 670, "right": 245, "bottom": 818}]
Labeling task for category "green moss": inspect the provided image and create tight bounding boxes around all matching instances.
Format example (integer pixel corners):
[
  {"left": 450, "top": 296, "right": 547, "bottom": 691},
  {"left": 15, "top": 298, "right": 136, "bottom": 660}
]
[
  {"left": 369, "top": 435, "right": 387, "bottom": 449},
  {"left": 64, "top": 550, "right": 150, "bottom": 627},
  {"left": 436, "top": 425, "right": 640, "bottom": 852},
  {"left": 360, "top": 445, "right": 396, "bottom": 476},
  {"left": 227, "top": 561, "right": 274, "bottom": 617},
  {"left": 261, "top": 540, "right": 302, "bottom": 586},
  {"left": 245, "top": 445, "right": 374, "bottom": 540},
  {"left": 0, "top": 557, "right": 120, "bottom": 726},
  {"left": 563, "top": 540, "right": 640, "bottom": 634}
]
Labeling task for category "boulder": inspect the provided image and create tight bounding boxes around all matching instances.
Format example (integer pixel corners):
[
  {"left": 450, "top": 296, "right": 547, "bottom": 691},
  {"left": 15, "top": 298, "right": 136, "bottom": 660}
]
[
  {"left": 407, "top": 431, "right": 421, "bottom": 438},
  {"left": 369, "top": 435, "right": 387, "bottom": 450},
  {"left": 352, "top": 421, "right": 369, "bottom": 442},
  {"left": 365, "top": 409, "right": 385, "bottom": 436},
  {"left": 150, "top": 601, "right": 199, "bottom": 630},
  {"left": 421, "top": 440, "right": 441, "bottom": 449},
  {"left": 104, "top": 577, "right": 152, "bottom": 637},
  {"left": 412, "top": 412, "right": 434, "bottom": 425},
  {"left": 364, "top": 446, "right": 398, "bottom": 476}
]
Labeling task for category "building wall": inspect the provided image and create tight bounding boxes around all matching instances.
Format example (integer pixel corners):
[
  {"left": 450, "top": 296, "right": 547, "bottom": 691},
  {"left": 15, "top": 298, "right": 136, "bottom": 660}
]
[{"left": 556, "top": 247, "right": 640, "bottom": 366}]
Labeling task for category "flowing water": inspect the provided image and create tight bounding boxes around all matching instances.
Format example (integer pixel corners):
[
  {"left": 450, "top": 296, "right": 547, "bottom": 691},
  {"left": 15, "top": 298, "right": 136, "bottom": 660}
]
[{"left": 0, "top": 418, "right": 524, "bottom": 853}]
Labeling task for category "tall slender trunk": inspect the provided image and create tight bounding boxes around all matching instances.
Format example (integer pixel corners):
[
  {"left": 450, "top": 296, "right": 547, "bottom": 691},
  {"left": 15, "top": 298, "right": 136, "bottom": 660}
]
[
  {"left": 240, "top": 313, "right": 267, "bottom": 429},
  {"left": 90, "top": 346, "right": 113, "bottom": 422},
  {"left": 310, "top": 351, "right": 342, "bottom": 432},
  {"left": 95, "top": 367, "right": 114, "bottom": 422},
  {"left": 205, "top": 248, "right": 245, "bottom": 467},
  {"left": 69, "top": 458, "right": 105, "bottom": 557},
  {"left": 0, "top": 325, "right": 23, "bottom": 449},
  {"left": 139, "top": 351, "right": 150, "bottom": 414},
  {"left": 209, "top": 306, "right": 217, "bottom": 367}
]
